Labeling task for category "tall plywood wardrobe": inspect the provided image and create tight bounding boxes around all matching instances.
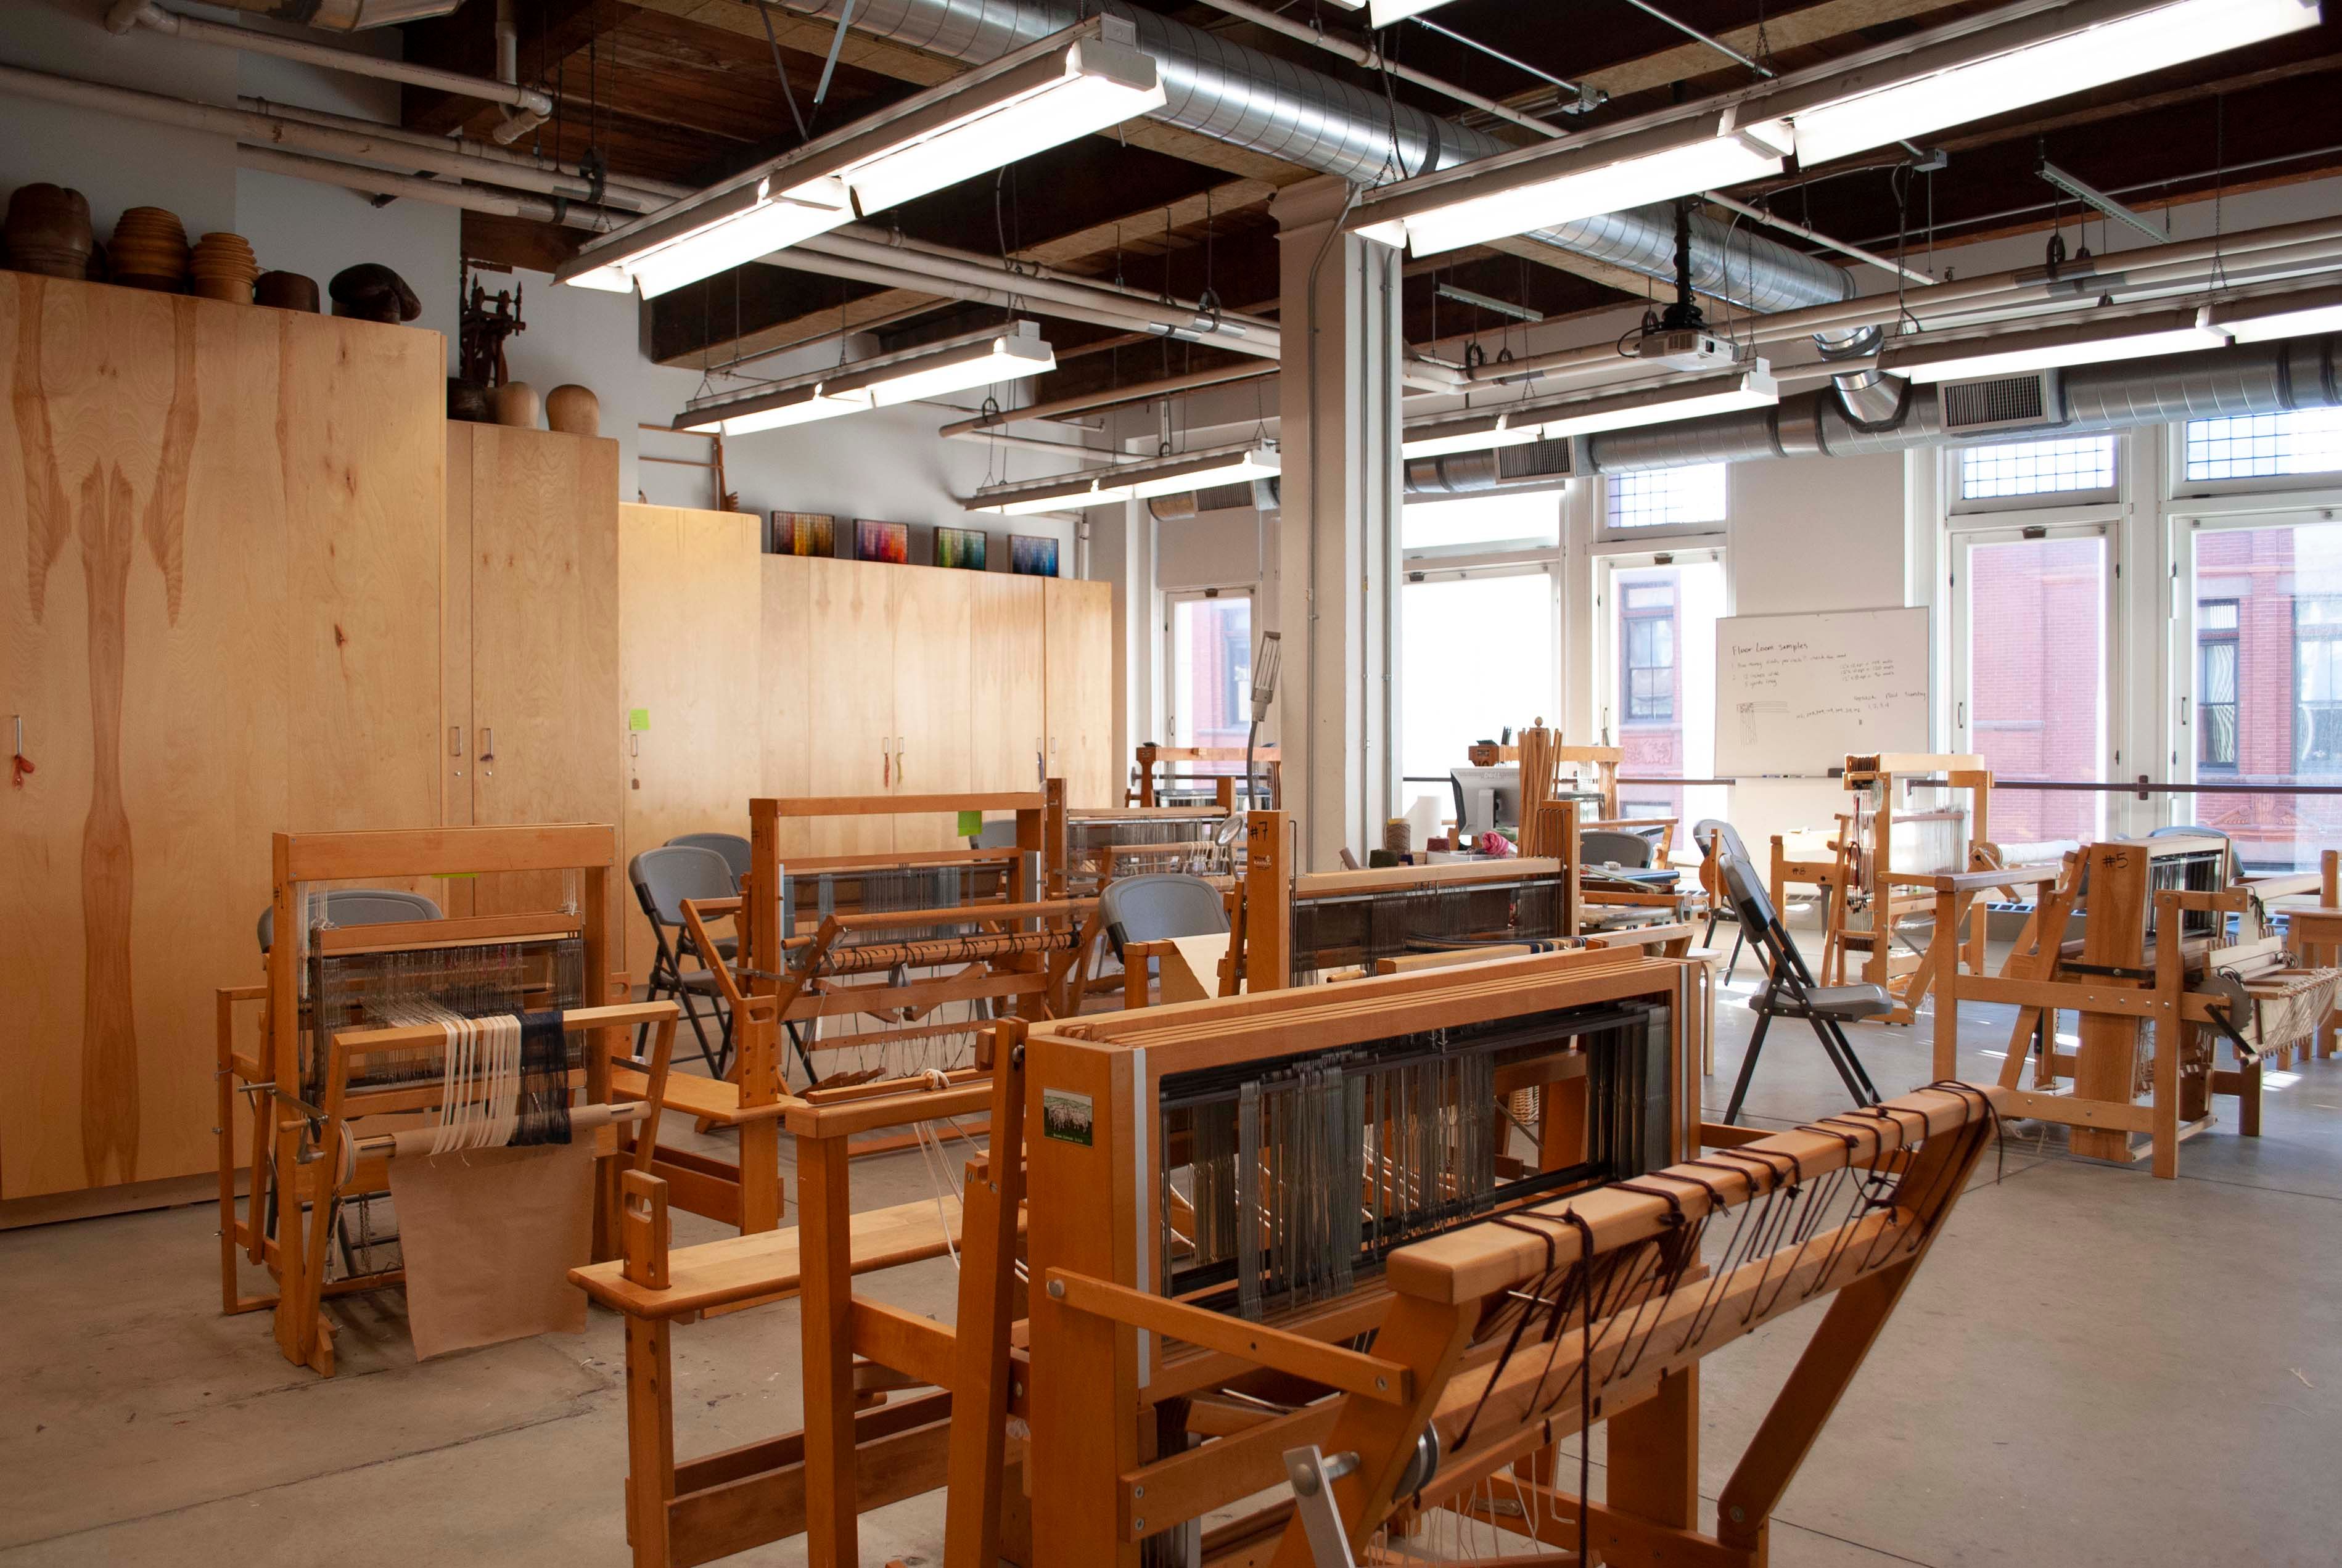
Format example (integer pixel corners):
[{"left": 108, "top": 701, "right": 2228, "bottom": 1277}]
[{"left": 1, "top": 272, "right": 1111, "bottom": 1212}]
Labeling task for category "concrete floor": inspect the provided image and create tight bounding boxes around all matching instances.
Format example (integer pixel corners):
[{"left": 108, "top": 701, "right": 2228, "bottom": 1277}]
[{"left": 5, "top": 971, "right": 2341, "bottom": 1567}]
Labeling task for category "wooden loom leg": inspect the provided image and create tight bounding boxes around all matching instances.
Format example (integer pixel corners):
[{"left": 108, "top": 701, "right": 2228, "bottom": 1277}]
[
  {"left": 216, "top": 992, "right": 244, "bottom": 1316},
  {"left": 797, "top": 1131, "right": 858, "bottom": 1568},
  {"left": 625, "top": 1315, "right": 676, "bottom": 1568},
  {"left": 1713, "top": 1117, "right": 1990, "bottom": 1559},
  {"left": 942, "top": 1026, "right": 1029, "bottom": 1568},
  {"left": 1606, "top": 1365, "right": 1700, "bottom": 1543}
]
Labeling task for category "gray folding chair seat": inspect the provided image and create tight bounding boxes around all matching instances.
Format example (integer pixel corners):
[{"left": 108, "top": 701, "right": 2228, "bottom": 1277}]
[
  {"left": 257, "top": 888, "right": 441, "bottom": 952},
  {"left": 665, "top": 832, "right": 749, "bottom": 958},
  {"left": 968, "top": 818, "right": 1023, "bottom": 850}
]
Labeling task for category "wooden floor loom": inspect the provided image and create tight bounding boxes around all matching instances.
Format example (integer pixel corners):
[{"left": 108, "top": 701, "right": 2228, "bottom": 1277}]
[
  {"left": 1020, "top": 961, "right": 2006, "bottom": 1567},
  {"left": 1061, "top": 795, "right": 1242, "bottom": 896},
  {"left": 1220, "top": 807, "right": 1694, "bottom": 999},
  {"left": 215, "top": 824, "right": 678, "bottom": 1374},
  {"left": 1839, "top": 754, "right": 1996, "bottom": 1024},
  {"left": 577, "top": 944, "right": 1718, "bottom": 1567},
  {"left": 625, "top": 790, "right": 1094, "bottom": 1234},
  {"left": 1133, "top": 742, "right": 1281, "bottom": 808},
  {"left": 1925, "top": 834, "right": 2341, "bottom": 1178}
]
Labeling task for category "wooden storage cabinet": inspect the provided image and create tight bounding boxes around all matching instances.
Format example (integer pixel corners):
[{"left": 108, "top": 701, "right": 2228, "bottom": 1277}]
[
  {"left": 444, "top": 424, "right": 623, "bottom": 945},
  {"left": 0, "top": 274, "right": 443, "bottom": 1201},
  {"left": 1044, "top": 577, "right": 1115, "bottom": 808}
]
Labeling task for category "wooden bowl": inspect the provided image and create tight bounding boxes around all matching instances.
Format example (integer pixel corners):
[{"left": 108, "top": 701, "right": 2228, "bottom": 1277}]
[
  {"left": 192, "top": 274, "right": 253, "bottom": 303},
  {"left": 4, "top": 183, "right": 94, "bottom": 279},
  {"left": 494, "top": 380, "right": 541, "bottom": 429},
  {"left": 545, "top": 383, "right": 599, "bottom": 437},
  {"left": 109, "top": 207, "right": 189, "bottom": 291},
  {"left": 255, "top": 271, "right": 319, "bottom": 313}
]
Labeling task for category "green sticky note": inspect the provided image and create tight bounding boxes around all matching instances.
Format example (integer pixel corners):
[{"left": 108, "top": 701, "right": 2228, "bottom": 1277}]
[
  {"left": 628, "top": 708, "right": 651, "bottom": 732},
  {"left": 958, "top": 810, "right": 984, "bottom": 837}
]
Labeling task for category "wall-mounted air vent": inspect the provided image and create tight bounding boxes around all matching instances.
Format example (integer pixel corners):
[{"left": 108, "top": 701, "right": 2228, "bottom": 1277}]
[
  {"left": 1496, "top": 437, "right": 1578, "bottom": 481},
  {"left": 1939, "top": 369, "right": 2063, "bottom": 435}
]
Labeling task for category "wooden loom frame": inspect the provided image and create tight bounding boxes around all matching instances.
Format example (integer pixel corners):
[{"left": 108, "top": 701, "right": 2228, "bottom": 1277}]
[
  {"left": 626, "top": 790, "right": 1093, "bottom": 1236},
  {"left": 1133, "top": 743, "right": 1283, "bottom": 808},
  {"left": 580, "top": 946, "right": 1709, "bottom": 1568},
  {"left": 214, "top": 823, "right": 678, "bottom": 1374},
  {"left": 1019, "top": 958, "right": 2001, "bottom": 1566},
  {"left": 1841, "top": 753, "right": 1995, "bottom": 1024},
  {"left": 1925, "top": 836, "right": 2339, "bottom": 1179}
]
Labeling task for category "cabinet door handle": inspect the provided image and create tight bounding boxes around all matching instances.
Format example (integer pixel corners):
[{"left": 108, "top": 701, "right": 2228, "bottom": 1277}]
[
  {"left": 479, "top": 727, "right": 496, "bottom": 766},
  {"left": 450, "top": 725, "right": 464, "bottom": 757},
  {"left": 882, "top": 740, "right": 890, "bottom": 789},
  {"left": 895, "top": 741, "right": 906, "bottom": 786}
]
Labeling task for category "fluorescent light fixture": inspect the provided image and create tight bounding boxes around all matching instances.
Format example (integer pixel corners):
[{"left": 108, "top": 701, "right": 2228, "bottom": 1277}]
[
  {"left": 1791, "top": 0, "right": 2319, "bottom": 167},
  {"left": 1528, "top": 369, "right": 1779, "bottom": 438},
  {"left": 1401, "top": 408, "right": 1543, "bottom": 459},
  {"left": 1353, "top": 112, "right": 1793, "bottom": 258},
  {"left": 1366, "top": 0, "right": 1457, "bottom": 26},
  {"left": 1882, "top": 310, "right": 2230, "bottom": 384},
  {"left": 845, "top": 39, "right": 1166, "bottom": 214},
  {"left": 677, "top": 323, "right": 1053, "bottom": 437},
  {"left": 967, "top": 442, "right": 1280, "bottom": 513},
  {"left": 2206, "top": 286, "right": 2342, "bottom": 345},
  {"left": 558, "top": 22, "right": 1163, "bottom": 298}
]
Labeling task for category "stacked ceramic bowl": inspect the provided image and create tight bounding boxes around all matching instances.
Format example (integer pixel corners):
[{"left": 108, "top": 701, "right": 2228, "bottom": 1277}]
[
  {"left": 190, "top": 232, "right": 258, "bottom": 303},
  {"left": 109, "top": 207, "right": 189, "bottom": 292},
  {"left": 3, "top": 184, "right": 94, "bottom": 279}
]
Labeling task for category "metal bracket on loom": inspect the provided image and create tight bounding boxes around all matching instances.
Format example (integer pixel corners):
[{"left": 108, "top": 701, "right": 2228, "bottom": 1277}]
[{"left": 1283, "top": 1426, "right": 1439, "bottom": 1567}]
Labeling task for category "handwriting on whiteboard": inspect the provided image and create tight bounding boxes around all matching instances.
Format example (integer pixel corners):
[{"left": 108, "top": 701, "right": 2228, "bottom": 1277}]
[{"left": 1728, "top": 638, "right": 1926, "bottom": 737}]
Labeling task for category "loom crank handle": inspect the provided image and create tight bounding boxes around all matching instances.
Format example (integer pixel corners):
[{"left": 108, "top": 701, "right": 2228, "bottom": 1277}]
[{"left": 1283, "top": 1447, "right": 1362, "bottom": 1567}]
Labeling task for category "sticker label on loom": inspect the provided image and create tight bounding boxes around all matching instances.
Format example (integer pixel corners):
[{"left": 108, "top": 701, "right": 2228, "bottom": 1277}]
[{"left": 1042, "top": 1088, "right": 1095, "bottom": 1147}]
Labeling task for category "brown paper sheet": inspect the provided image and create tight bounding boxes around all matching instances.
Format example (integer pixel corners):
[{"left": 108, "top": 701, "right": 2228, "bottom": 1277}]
[{"left": 388, "top": 1141, "right": 594, "bottom": 1360}]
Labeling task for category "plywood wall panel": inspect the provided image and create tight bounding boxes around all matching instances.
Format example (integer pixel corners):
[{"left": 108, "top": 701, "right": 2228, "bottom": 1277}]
[
  {"left": 803, "top": 556, "right": 895, "bottom": 856},
  {"left": 0, "top": 276, "right": 444, "bottom": 1199},
  {"left": 467, "top": 426, "right": 623, "bottom": 961},
  {"left": 618, "top": 503, "right": 760, "bottom": 977},
  {"left": 967, "top": 573, "right": 1045, "bottom": 797},
  {"left": 759, "top": 553, "right": 815, "bottom": 860},
  {"left": 1044, "top": 578, "right": 1116, "bottom": 810},
  {"left": 890, "top": 565, "right": 973, "bottom": 852}
]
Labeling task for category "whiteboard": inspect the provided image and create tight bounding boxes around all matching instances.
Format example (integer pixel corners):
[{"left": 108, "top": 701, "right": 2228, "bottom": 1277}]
[{"left": 1714, "top": 607, "right": 1930, "bottom": 777}]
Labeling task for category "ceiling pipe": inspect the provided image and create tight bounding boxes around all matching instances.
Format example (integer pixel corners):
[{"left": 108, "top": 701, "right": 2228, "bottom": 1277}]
[
  {"left": 105, "top": 2, "right": 554, "bottom": 125},
  {"left": 233, "top": 142, "right": 633, "bottom": 226},
  {"left": 939, "top": 361, "right": 1275, "bottom": 435},
  {"left": 943, "top": 427, "right": 1124, "bottom": 464},
  {"left": 239, "top": 94, "right": 684, "bottom": 208},
  {"left": 194, "top": 0, "right": 464, "bottom": 25},
  {"left": 2, "top": 59, "right": 601, "bottom": 207}
]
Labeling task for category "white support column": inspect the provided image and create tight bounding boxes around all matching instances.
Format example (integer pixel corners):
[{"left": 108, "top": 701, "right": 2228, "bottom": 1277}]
[{"left": 1273, "top": 175, "right": 1405, "bottom": 870}]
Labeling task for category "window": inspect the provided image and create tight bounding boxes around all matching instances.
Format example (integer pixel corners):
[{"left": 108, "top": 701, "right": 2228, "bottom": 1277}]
[
  {"left": 1600, "top": 554, "right": 1725, "bottom": 827},
  {"left": 2184, "top": 522, "right": 2342, "bottom": 870},
  {"left": 2296, "top": 597, "right": 2342, "bottom": 773},
  {"left": 1606, "top": 464, "right": 1725, "bottom": 531},
  {"left": 1165, "top": 591, "right": 1252, "bottom": 753},
  {"left": 2197, "top": 599, "right": 2238, "bottom": 771},
  {"left": 1402, "top": 490, "right": 1559, "bottom": 552},
  {"left": 1957, "top": 532, "right": 2110, "bottom": 841},
  {"left": 1621, "top": 581, "right": 1675, "bottom": 723},
  {"left": 1399, "top": 570, "right": 1556, "bottom": 783},
  {"left": 2184, "top": 408, "right": 2342, "bottom": 483},
  {"left": 1957, "top": 435, "right": 2116, "bottom": 503}
]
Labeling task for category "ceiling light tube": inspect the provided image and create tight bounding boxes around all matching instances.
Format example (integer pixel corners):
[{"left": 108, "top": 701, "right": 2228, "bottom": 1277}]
[
  {"left": 1366, "top": 0, "right": 1457, "bottom": 26},
  {"left": 1352, "top": 110, "right": 1793, "bottom": 258},
  {"left": 558, "top": 20, "right": 1164, "bottom": 298},
  {"left": 1788, "top": 0, "right": 2318, "bottom": 167},
  {"left": 677, "top": 323, "right": 1054, "bottom": 437},
  {"left": 966, "top": 441, "right": 1280, "bottom": 513},
  {"left": 2206, "top": 285, "right": 2342, "bottom": 344},
  {"left": 1400, "top": 408, "right": 1543, "bottom": 459},
  {"left": 1527, "top": 368, "right": 1780, "bottom": 438},
  {"left": 1881, "top": 309, "right": 2230, "bottom": 383}
]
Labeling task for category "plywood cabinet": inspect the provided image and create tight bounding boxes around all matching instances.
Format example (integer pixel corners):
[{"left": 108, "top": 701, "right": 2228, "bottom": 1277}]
[
  {"left": 969, "top": 573, "right": 1046, "bottom": 795},
  {"left": 1045, "top": 578, "right": 1116, "bottom": 808},
  {"left": 804, "top": 557, "right": 898, "bottom": 856},
  {"left": 0, "top": 274, "right": 442, "bottom": 1201},
  {"left": 618, "top": 503, "right": 761, "bottom": 975},
  {"left": 443, "top": 425, "right": 623, "bottom": 953}
]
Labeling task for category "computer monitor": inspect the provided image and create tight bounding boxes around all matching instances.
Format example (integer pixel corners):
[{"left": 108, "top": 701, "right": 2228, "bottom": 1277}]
[{"left": 1450, "top": 766, "right": 1521, "bottom": 839}]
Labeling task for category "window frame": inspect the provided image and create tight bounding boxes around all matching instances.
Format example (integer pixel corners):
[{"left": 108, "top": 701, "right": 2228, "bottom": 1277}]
[
  {"left": 1592, "top": 541, "right": 1726, "bottom": 749},
  {"left": 2195, "top": 596, "right": 2240, "bottom": 774},
  {"left": 1161, "top": 586, "right": 1254, "bottom": 751},
  {"left": 1945, "top": 433, "right": 2122, "bottom": 516},
  {"left": 2169, "top": 407, "right": 2342, "bottom": 499},
  {"left": 1947, "top": 519, "right": 2119, "bottom": 833},
  {"left": 1598, "top": 463, "right": 1730, "bottom": 542},
  {"left": 1619, "top": 578, "right": 1678, "bottom": 725},
  {"left": 2293, "top": 594, "right": 2342, "bottom": 776},
  {"left": 1395, "top": 559, "right": 1564, "bottom": 784}
]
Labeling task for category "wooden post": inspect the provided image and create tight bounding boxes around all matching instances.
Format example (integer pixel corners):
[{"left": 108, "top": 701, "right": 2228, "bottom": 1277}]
[
  {"left": 942, "top": 1024, "right": 1029, "bottom": 1568},
  {"left": 1246, "top": 810, "right": 1293, "bottom": 992},
  {"left": 796, "top": 1131, "right": 858, "bottom": 1567},
  {"left": 1933, "top": 885, "right": 1965, "bottom": 1082},
  {"left": 2071, "top": 842, "right": 2150, "bottom": 1163}
]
